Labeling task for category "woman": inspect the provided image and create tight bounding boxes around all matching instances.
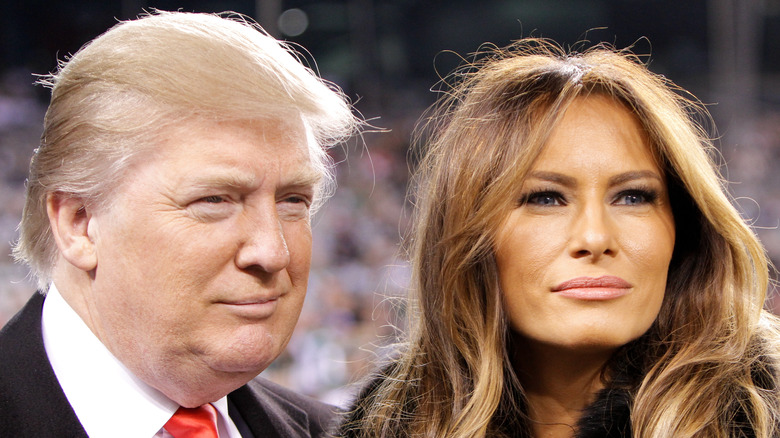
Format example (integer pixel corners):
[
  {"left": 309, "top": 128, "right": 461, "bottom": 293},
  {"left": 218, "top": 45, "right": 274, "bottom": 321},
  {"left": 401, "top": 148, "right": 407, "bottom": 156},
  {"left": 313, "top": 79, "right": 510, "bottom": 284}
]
[{"left": 340, "top": 39, "right": 780, "bottom": 437}]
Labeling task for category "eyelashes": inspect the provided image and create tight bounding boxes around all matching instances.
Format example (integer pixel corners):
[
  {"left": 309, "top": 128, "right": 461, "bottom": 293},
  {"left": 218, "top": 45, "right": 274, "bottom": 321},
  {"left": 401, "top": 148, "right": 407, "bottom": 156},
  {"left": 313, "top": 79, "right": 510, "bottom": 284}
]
[
  {"left": 518, "top": 186, "right": 661, "bottom": 207},
  {"left": 614, "top": 188, "right": 659, "bottom": 206},
  {"left": 519, "top": 190, "right": 565, "bottom": 206}
]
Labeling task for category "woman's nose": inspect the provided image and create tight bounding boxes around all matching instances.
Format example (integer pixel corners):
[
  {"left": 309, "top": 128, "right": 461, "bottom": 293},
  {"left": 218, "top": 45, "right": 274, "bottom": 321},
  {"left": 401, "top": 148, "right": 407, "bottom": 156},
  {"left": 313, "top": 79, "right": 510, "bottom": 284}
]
[{"left": 567, "top": 202, "right": 617, "bottom": 260}]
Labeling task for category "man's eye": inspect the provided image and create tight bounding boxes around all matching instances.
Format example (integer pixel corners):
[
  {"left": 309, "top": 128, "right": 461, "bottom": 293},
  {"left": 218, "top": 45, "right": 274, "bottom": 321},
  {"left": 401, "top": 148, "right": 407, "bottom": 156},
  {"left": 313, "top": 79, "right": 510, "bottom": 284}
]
[
  {"left": 201, "top": 195, "right": 226, "bottom": 204},
  {"left": 282, "top": 195, "right": 311, "bottom": 206}
]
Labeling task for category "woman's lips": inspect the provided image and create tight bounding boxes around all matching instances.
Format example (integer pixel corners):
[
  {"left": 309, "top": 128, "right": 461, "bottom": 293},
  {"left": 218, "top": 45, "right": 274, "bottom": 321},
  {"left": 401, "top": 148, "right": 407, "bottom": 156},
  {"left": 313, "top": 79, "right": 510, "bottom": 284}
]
[{"left": 552, "top": 276, "right": 633, "bottom": 300}]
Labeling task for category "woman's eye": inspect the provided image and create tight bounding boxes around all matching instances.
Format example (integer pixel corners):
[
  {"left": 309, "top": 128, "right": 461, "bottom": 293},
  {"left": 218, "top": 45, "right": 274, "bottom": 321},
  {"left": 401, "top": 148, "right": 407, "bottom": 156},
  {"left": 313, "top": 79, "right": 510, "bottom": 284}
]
[
  {"left": 621, "top": 194, "right": 645, "bottom": 205},
  {"left": 614, "top": 190, "right": 657, "bottom": 206},
  {"left": 521, "top": 191, "right": 564, "bottom": 206}
]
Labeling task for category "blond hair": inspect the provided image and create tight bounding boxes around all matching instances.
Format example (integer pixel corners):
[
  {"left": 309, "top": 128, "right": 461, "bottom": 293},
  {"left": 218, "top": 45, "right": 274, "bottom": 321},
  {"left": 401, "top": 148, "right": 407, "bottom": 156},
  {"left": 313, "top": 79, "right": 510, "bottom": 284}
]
[
  {"left": 14, "top": 10, "right": 359, "bottom": 288},
  {"left": 342, "top": 39, "right": 780, "bottom": 437}
]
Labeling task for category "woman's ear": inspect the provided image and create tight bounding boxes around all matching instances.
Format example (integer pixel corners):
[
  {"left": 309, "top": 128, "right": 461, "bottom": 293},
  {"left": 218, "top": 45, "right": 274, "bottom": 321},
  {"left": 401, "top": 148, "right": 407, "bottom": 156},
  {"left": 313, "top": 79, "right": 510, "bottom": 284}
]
[{"left": 46, "top": 192, "right": 98, "bottom": 272}]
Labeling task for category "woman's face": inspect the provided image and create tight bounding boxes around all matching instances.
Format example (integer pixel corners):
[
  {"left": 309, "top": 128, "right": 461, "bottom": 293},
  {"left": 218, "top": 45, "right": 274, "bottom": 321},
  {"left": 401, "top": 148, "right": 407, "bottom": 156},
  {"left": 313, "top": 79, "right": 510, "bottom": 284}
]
[{"left": 494, "top": 95, "right": 675, "bottom": 354}]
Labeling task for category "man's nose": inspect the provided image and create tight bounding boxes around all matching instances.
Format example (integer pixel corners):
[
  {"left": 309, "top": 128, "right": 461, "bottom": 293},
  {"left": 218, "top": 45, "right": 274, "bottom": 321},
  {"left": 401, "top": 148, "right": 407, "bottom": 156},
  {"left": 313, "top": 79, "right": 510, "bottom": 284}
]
[
  {"left": 235, "top": 208, "right": 290, "bottom": 273},
  {"left": 567, "top": 202, "right": 617, "bottom": 260}
]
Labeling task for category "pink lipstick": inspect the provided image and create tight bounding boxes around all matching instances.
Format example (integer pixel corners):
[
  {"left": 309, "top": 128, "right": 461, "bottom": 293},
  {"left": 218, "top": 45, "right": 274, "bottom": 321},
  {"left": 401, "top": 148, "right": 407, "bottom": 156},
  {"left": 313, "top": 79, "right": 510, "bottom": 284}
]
[{"left": 552, "top": 276, "right": 632, "bottom": 300}]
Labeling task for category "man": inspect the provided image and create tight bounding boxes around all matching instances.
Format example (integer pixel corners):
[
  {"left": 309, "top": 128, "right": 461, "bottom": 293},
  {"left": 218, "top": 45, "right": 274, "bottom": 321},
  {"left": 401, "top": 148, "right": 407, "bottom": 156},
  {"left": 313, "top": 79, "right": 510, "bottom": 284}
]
[{"left": 0, "top": 10, "right": 358, "bottom": 437}]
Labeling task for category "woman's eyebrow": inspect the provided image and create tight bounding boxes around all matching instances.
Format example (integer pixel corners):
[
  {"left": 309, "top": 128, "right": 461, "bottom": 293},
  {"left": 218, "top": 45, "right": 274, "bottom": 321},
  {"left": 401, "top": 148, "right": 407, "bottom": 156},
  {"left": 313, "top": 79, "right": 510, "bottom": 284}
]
[
  {"left": 526, "top": 171, "right": 577, "bottom": 187},
  {"left": 525, "top": 170, "right": 663, "bottom": 188},
  {"left": 608, "top": 170, "right": 663, "bottom": 186}
]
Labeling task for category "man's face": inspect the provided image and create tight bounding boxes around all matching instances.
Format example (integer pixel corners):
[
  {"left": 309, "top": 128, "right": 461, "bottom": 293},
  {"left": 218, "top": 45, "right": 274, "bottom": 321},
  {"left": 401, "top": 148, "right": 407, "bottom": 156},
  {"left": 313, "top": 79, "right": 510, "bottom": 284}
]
[{"left": 81, "top": 117, "right": 319, "bottom": 405}]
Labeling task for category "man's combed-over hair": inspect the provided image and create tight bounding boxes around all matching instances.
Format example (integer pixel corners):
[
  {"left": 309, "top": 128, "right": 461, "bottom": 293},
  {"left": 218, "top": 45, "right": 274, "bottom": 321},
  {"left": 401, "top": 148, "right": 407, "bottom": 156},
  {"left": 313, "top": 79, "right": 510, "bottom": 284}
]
[{"left": 14, "top": 10, "right": 359, "bottom": 288}]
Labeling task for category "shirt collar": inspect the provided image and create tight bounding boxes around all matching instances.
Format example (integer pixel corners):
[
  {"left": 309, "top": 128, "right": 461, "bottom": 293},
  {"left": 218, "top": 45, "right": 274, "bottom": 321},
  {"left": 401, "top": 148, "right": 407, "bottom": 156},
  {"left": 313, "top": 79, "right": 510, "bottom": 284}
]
[{"left": 42, "top": 283, "right": 238, "bottom": 437}]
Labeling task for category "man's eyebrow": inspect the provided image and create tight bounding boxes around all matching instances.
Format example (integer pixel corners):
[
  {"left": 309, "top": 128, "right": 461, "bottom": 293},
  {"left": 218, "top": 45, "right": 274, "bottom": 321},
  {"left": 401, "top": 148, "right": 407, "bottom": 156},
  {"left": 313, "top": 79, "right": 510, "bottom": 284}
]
[
  {"left": 185, "top": 167, "right": 323, "bottom": 191},
  {"left": 286, "top": 168, "right": 322, "bottom": 187},
  {"left": 189, "top": 173, "right": 258, "bottom": 189}
]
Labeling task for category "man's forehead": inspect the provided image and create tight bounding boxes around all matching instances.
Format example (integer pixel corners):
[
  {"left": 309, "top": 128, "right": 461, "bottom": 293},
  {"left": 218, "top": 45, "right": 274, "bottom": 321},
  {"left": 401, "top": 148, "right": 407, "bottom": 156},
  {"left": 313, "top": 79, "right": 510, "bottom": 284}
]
[
  {"left": 153, "top": 115, "right": 309, "bottom": 152},
  {"left": 123, "top": 116, "right": 320, "bottom": 182},
  {"left": 170, "top": 157, "right": 321, "bottom": 187}
]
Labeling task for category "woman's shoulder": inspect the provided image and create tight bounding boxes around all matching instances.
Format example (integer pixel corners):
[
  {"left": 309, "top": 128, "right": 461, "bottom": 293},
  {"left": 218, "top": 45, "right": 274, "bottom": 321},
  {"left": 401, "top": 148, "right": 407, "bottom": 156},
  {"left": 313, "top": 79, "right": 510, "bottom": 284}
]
[
  {"left": 336, "top": 363, "right": 402, "bottom": 438},
  {"left": 754, "top": 311, "right": 780, "bottom": 384}
]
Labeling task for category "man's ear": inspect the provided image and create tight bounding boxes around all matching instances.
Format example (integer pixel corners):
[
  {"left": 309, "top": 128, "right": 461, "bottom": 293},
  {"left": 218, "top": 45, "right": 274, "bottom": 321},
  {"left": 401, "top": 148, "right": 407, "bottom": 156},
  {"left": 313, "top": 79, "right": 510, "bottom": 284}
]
[{"left": 47, "top": 192, "right": 98, "bottom": 272}]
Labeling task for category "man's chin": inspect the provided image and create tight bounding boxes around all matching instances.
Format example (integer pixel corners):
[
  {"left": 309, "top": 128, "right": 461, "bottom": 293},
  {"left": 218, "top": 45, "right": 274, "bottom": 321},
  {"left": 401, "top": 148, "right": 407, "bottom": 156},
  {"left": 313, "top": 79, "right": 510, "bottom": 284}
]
[
  {"left": 206, "top": 350, "right": 278, "bottom": 376},
  {"left": 171, "top": 362, "right": 269, "bottom": 406}
]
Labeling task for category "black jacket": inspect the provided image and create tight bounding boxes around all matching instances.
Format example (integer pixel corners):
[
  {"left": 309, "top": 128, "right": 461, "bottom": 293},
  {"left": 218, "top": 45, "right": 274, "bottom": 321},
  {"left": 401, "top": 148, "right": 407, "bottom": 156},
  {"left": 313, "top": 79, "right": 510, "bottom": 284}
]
[
  {"left": 339, "top": 342, "right": 774, "bottom": 437},
  {"left": 0, "top": 292, "right": 337, "bottom": 437}
]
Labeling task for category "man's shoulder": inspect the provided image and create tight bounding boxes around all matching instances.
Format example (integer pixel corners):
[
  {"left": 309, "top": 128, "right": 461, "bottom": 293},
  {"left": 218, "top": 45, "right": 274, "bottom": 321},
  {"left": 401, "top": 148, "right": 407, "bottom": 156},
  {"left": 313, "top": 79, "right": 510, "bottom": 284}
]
[
  {"left": 0, "top": 292, "right": 88, "bottom": 437},
  {"left": 0, "top": 291, "right": 46, "bottom": 371},
  {"left": 0, "top": 291, "right": 44, "bottom": 339},
  {"left": 231, "top": 376, "right": 339, "bottom": 437}
]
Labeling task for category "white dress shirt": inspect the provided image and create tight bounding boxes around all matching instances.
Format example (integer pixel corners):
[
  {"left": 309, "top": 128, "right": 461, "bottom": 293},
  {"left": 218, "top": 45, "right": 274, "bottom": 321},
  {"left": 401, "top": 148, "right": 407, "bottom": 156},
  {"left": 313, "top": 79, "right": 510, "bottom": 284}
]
[{"left": 42, "top": 284, "right": 243, "bottom": 437}]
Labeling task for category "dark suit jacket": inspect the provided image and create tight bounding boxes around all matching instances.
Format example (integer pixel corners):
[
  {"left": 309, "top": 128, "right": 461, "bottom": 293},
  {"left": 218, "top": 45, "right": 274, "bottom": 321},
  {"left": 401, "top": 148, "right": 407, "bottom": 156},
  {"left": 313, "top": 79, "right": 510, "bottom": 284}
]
[{"left": 0, "top": 292, "right": 337, "bottom": 437}]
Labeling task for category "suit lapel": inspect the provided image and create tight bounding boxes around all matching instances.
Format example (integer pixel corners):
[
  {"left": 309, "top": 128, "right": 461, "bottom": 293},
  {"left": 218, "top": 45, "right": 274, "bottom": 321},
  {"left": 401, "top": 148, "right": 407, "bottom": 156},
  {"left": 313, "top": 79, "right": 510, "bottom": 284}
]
[
  {"left": 228, "top": 379, "right": 311, "bottom": 438},
  {"left": 0, "top": 292, "right": 88, "bottom": 437},
  {"left": 1, "top": 293, "right": 324, "bottom": 438}
]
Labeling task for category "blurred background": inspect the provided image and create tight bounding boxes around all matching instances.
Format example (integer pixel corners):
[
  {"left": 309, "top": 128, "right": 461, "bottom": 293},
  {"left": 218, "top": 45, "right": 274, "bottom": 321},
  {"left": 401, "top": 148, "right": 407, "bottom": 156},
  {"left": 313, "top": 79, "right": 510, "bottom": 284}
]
[{"left": 1, "top": 0, "right": 778, "bottom": 407}]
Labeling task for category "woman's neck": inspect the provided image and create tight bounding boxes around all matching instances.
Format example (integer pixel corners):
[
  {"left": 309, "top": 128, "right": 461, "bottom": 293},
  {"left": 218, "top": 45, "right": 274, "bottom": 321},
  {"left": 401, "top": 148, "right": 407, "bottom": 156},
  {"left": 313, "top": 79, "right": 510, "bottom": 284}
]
[{"left": 512, "top": 338, "right": 615, "bottom": 438}]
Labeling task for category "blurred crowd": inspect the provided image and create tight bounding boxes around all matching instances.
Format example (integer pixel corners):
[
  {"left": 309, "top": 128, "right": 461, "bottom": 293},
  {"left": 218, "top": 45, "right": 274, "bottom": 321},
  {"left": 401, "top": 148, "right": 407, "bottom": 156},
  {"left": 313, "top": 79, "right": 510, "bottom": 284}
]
[
  {"left": 1, "top": 67, "right": 779, "bottom": 406},
  {"left": 0, "top": 69, "right": 47, "bottom": 327}
]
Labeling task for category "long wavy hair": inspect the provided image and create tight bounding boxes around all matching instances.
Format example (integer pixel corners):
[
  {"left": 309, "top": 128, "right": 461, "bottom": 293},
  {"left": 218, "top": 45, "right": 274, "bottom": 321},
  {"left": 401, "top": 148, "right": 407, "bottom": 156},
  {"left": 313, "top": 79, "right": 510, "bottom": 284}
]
[{"left": 342, "top": 39, "right": 780, "bottom": 437}]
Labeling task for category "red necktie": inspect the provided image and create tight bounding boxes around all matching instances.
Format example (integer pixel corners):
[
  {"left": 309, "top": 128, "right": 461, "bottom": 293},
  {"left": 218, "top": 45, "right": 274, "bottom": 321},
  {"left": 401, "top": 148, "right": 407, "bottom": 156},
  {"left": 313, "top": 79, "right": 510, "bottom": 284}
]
[{"left": 164, "top": 404, "right": 219, "bottom": 438}]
